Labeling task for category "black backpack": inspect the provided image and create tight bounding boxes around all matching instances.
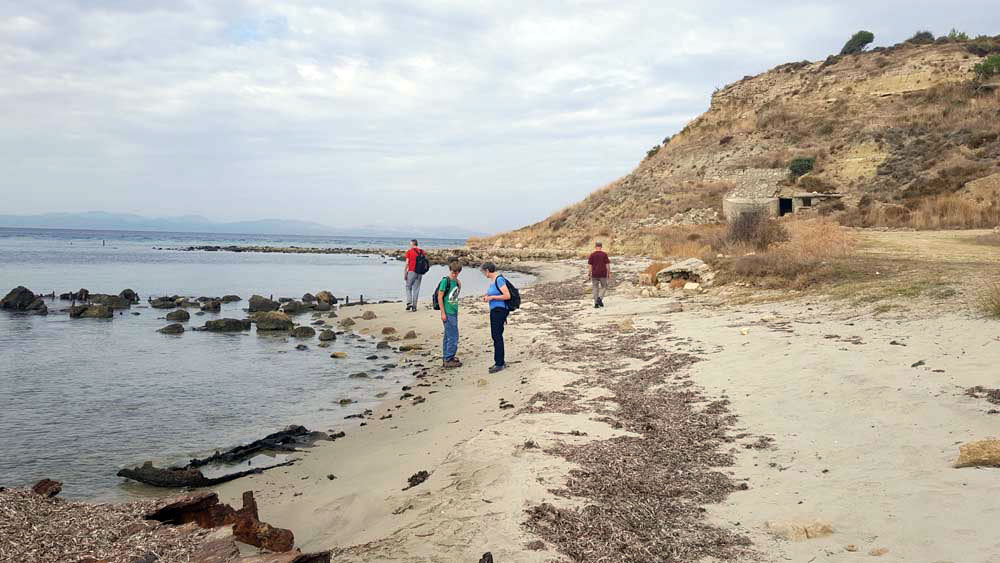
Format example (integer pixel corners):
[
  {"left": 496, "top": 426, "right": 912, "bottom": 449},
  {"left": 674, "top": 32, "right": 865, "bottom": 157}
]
[
  {"left": 413, "top": 249, "right": 430, "bottom": 275},
  {"left": 431, "top": 277, "right": 451, "bottom": 310},
  {"left": 496, "top": 276, "right": 521, "bottom": 311}
]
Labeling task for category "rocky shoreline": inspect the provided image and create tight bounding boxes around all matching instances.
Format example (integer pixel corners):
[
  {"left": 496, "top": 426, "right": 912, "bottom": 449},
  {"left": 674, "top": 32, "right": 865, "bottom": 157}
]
[{"left": 162, "top": 244, "right": 575, "bottom": 270}]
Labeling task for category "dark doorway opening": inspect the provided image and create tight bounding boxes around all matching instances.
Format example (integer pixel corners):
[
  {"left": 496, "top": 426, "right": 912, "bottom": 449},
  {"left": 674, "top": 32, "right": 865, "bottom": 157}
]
[{"left": 779, "top": 198, "right": 793, "bottom": 216}]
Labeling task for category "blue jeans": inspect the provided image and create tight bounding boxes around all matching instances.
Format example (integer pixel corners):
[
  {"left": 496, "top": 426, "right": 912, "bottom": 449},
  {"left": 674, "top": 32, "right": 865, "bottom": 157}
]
[{"left": 442, "top": 313, "right": 458, "bottom": 361}]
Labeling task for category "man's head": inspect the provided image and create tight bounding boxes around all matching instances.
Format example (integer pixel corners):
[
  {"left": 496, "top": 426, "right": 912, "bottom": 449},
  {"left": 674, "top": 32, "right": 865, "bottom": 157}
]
[
  {"left": 595, "top": 241, "right": 603, "bottom": 249},
  {"left": 480, "top": 262, "right": 497, "bottom": 277},
  {"left": 410, "top": 239, "right": 418, "bottom": 248},
  {"left": 448, "top": 260, "right": 462, "bottom": 278}
]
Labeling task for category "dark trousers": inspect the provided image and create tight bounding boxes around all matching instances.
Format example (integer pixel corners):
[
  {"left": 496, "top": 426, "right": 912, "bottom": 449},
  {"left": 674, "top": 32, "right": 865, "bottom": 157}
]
[{"left": 490, "top": 307, "right": 509, "bottom": 366}]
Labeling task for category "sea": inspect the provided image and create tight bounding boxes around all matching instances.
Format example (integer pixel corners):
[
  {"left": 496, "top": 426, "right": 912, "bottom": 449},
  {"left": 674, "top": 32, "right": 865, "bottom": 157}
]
[{"left": 0, "top": 227, "right": 531, "bottom": 501}]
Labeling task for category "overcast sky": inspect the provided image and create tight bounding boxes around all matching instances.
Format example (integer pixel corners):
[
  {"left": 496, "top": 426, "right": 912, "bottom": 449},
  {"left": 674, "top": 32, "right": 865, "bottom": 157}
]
[{"left": 2, "top": 1, "right": 998, "bottom": 233}]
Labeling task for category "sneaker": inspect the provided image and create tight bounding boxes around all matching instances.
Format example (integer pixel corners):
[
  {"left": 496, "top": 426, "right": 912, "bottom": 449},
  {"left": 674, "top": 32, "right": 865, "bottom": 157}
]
[
  {"left": 443, "top": 359, "right": 462, "bottom": 368},
  {"left": 488, "top": 364, "right": 506, "bottom": 374},
  {"left": 594, "top": 302, "right": 600, "bottom": 308}
]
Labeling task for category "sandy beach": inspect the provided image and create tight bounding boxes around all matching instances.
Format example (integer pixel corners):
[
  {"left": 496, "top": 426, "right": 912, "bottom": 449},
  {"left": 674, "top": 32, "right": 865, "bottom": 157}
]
[{"left": 207, "top": 253, "right": 1000, "bottom": 562}]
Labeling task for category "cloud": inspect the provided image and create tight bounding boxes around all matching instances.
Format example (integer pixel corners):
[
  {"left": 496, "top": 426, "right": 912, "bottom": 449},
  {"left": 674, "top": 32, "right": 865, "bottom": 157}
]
[{"left": 1, "top": 0, "right": 999, "bottom": 232}]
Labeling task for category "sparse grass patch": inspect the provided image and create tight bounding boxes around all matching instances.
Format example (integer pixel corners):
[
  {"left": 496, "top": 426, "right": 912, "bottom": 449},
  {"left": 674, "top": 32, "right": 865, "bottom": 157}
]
[
  {"left": 979, "top": 283, "right": 1000, "bottom": 318},
  {"left": 842, "top": 196, "right": 1000, "bottom": 229}
]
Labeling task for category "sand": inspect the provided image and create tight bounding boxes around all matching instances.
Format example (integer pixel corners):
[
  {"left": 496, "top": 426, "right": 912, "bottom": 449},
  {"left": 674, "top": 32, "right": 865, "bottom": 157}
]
[{"left": 208, "top": 259, "right": 1000, "bottom": 562}]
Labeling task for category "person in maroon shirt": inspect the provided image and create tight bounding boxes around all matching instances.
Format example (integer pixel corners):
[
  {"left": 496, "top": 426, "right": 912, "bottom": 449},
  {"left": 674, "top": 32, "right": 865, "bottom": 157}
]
[{"left": 587, "top": 242, "right": 611, "bottom": 308}]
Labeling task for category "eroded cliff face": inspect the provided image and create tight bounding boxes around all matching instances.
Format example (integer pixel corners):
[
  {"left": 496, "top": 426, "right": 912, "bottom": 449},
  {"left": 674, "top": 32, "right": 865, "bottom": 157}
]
[{"left": 476, "top": 38, "right": 1000, "bottom": 253}]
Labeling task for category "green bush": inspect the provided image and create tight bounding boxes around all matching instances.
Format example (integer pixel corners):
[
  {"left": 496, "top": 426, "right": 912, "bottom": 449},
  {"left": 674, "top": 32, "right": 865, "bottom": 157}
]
[
  {"left": 645, "top": 145, "right": 661, "bottom": 160},
  {"left": 840, "top": 30, "right": 875, "bottom": 55},
  {"left": 948, "top": 29, "right": 970, "bottom": 41},
  {"left": 908, "top": 30, "right": 935, "bottom": 44},
  {"left": 789, "top": 157, "right": 816, "bottom": 177},
  {"left": 973, "top": 55, "right": 1000, "bottom": 81}
]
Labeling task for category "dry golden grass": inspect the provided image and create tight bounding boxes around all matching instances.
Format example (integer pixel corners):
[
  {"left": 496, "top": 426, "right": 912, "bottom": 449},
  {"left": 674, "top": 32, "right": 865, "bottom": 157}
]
[
  {"left": 980, "top": 283, "right": 1000, "bottom": 318},
  {"left": 846, "top": 196, "right": 1000, "bottom": 229}
]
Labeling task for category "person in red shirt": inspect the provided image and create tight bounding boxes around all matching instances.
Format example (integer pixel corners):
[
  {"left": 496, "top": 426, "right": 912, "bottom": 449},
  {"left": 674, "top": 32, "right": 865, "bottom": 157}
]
[
  {"left": 403, "top": 239, "right": 424, "bottom": 311},
  {"left": 587, "top": 241, "right": 611, "bottom": 308}
]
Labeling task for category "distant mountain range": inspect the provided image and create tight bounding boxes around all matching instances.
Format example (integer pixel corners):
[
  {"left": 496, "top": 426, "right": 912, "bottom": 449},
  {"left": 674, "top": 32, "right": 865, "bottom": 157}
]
[{"left": 0, "top": 211, "right": 485, "bottom": 239}]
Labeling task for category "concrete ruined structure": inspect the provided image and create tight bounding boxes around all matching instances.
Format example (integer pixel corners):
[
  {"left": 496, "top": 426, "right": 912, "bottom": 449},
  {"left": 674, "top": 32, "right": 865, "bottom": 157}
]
[{"left": 721, "top": 172, "right": 843, "bottom": 219}]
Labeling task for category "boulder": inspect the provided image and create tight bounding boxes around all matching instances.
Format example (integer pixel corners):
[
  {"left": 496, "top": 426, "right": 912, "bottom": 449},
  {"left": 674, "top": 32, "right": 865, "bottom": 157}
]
[
  {"left": 360, "top": 311, "right": 377, "bottom": 320},
  {"left": 90, "top": 293, "right": 132, "bottom": 309},
  {"left": 254, "top": 311, "right": 294, "bottom": 331},
  {"left": 2, "top": 286, "right": 46, "bottom": 314},
  {"left": 954, "top": 439, "right": 1000, "bottom": 468},
  {"left": 315, "top": 290, "right": 337, "bottom": 305},
  {"left": 158, "top": 323, "right": 185, "bottom": 334},
  {"left": 150, "top": 297, "right": 176, "bottom": 309},
  {"left": 302, "top": 293, "right": 316, "bottom": 303},
  {"left": 79, "top": 304, "right": 113, "bottom": 319},
  {"left": 119, "top": 289, "right": 139, "bottom": 304},
  {"left": 280, "top": 300, "right": 311, "bottom": 314},
  {"left": 201, "top": 318, "right": 251, "bottom": 332},
  {"left": 249, "top": 294, "right": 280, "bottom": 313},
  {"left": 58, "top": 288, "right": 89, "bottom": 301},
  {"left": 166, "top": 309, "right": 190, "bottom": 322},
  {"left": 339, "top": 317, "right": 356, "bottom": 328},
  {"left": 376, "top": 341, "right": 391, "bottom": 350},
  {"left": 291, "top": 326, "right": 316, "bottom": 338},
  {"left": 404, "top": 330, "right": 418, "bottom": 340},
  {"left": 313, "top": 301, "right": 331, "bottom": 312},
  {"left": 381, "top": 327, "right": 397, "bottom": 335},
  {"left": 318, "top": 330, "right": 336, "bottom": 342},
  {"left": 200, "top": 300, "right": 222, "bottom": 313},
  {"left": 221, "top": 294, "right": 242, "bottom": 303},
  {"left": 32, "top": 478, "right": 62, "bottom": 498},
  {"left": 233, "top": 491, "right": 295, "bottom": 552}
]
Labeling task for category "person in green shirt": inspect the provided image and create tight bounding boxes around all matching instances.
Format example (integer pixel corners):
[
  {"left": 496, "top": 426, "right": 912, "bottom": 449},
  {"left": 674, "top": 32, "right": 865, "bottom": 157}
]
[{"left": 438, "top": 260, "right": 463, "bottom": 368}]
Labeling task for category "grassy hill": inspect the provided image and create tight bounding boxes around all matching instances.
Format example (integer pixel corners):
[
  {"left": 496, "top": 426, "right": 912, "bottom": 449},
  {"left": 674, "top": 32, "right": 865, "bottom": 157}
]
[{"left": 474, "top": 34, "right": 1000, "bottom": 255}]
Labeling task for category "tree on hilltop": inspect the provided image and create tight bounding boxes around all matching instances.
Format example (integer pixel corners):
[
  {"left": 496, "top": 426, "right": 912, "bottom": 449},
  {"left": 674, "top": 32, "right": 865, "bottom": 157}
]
[{"left": 840, "top": 30, "right": 875, "bottom": 55}]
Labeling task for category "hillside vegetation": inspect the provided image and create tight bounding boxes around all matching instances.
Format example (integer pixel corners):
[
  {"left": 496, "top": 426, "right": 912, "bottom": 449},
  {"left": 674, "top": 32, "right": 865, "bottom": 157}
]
[{"left": 474, "top": 34, "right": 1000, "bottom": 255}]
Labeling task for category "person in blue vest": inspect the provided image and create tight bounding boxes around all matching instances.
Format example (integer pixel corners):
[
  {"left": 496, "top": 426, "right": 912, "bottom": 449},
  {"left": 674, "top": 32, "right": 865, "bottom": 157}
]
[{"left": 480, "top": 262, "right": 511, "bottom": 373}]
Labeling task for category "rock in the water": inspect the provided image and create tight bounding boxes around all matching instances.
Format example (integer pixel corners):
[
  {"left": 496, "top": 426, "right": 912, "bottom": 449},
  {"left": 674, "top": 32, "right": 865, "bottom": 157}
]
[
  {"left": 150, "top": 297, "right": 177, "bottom": 309},
  {"left": 331, "top": 352, "right": 347, "bottom": 359},
  {"left": 202, "top": 318, "right": 251, "bottom": 332},
  {"left": 254, "top": 311, "right": 294, "bottom": 331},
  {"left": 295, "top": 344, "right": 309, "bottom": 351},
  {"left": 315, "top": 290, "right": 337, "bottom": 305},
  {"left": 200, "top": 300, "right": 221, "bottom": 312},
  {"left": 291, "top": 326, "right": 316, "bottom": 338},
  {"left": 280, "top": 300, "right": 311, "bottom": 314},
  {"left": 59, "top": 288, "right": 90, "bottom": 301},
  {"left": 954, "top": 439, "right": 1000, "bottom": 468},
  {"left": 318, "top": 330, "right": 336, "bottom": 342},
  {"left": 90, "top": 293, "right": 132, "bottom": 309},
  {"left": 69, "top": 304, "right": 113, "bottom": 319},
  {"left": 119, "top": 288, "right": 139, "bottom": 304},
  {"left": 302, "top": 293, "right": 316, "bottom": 303},
  {"left": 381, "top": 327, "right": 397, "bottom": 335},
  {"left": 376, "top": 341, "right": 391, "bottom": 350},
  {"left": 404, "top": 330, "right": 418, "bottom": 340},
  {"left": 2, "top": 286, "right": 47, "bottom": 314},
  {"left": 221, "top": 294, "right": 242, "bottom": 303},
  {"left": 32, "top": 478, "right": 62, "bottom": 498},
  {"left": 166, "top": 309, "right": 190, "bottom": 322},
  {"left": 158, "top": 323, "right": 185, "bottom": 334},
  {"left": 249, "top": 294, "right": 280, "bottom": 313},
  {"left": 360, "top": 311, "right": 377, "bottom": 320},
  {"left": 340, "top": 317, "right": 356, "bottom": 327},
  {"left": 313, "top": 301, "right": 331, "bottom": 312},
  {"left": 233, "top": 491, "right": 295, "bottom": 552}
]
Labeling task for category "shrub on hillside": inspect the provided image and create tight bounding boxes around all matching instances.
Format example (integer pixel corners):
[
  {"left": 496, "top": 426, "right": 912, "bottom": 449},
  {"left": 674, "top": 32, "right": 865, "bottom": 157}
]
[
  {"left": 726, "top": 209, "right": 788, "bottom": 250},
  {"left": 788, "top": 157, "right": 816, "bottom": 177},
  {"left": 973, "top": 55, "right": 1000, "bottom": 81},
  {"left": 645, "top": 145, "right": 661, "bottom": 160},
  {"left": 948, "top": 29, "right": 970, "bottom": 41},
  {"left": 840, "top": 31, "right": 875, "bottom": 55},
  {"left": 907, "top": 31, "right": 935, "bottom": 44}
]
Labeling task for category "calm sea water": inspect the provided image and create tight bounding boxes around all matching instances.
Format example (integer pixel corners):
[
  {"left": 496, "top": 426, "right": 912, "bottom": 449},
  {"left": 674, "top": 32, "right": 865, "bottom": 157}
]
[{"left": 0, "top": 228, "right": 529, "bottom": 501}]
